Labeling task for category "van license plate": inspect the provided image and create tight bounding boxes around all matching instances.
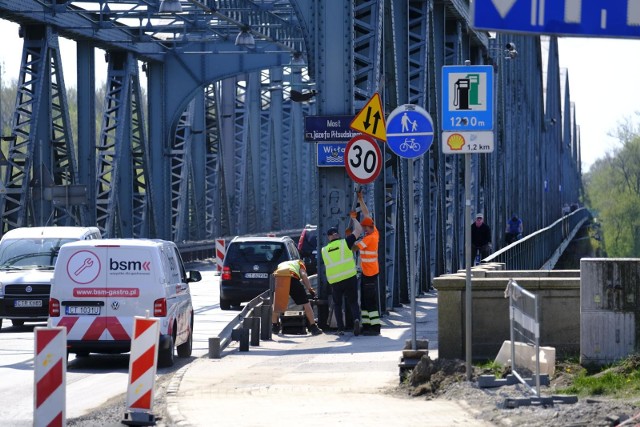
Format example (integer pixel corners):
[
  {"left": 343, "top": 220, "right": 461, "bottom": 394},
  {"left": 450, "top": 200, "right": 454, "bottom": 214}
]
[
  {"left": 244, "top": 273, "right": 268, "bottom": 279},
  {"left": 66, "top": 306, "right": 101, "bottom": 315},
  {"left": 14, "top": 300, "right": 43, "bottom": 308}
]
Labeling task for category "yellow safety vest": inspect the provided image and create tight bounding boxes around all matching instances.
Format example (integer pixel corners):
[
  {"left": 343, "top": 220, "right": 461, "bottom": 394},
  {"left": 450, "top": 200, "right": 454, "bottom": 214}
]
[
  {"left": 321, "top": 239, "right": 357, "bottom": 284},
  {"left": 276, "top": 260, "right": 302, "bottom": 279}
]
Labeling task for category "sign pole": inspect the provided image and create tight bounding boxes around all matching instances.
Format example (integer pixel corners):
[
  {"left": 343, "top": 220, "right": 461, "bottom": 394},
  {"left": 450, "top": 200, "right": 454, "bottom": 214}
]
[
  {"left": 408, "top": 158, "right": 417, "bottom": 351},
  {"left": 463, "top": 59, "right": 473, "bottom": 381},
  {"left": 465, "top": 151, "right": 472, "bottom": 381},
  {"left": 384, "top": 103, "right": 435, "bottom": 352}
]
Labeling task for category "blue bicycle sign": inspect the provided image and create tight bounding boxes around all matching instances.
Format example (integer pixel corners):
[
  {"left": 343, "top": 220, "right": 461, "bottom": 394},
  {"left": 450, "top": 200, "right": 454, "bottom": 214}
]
[
  {"left": 386, "top": 105, "right": 434, "bottom": 159},
  {"left": 399, "top": 138, "right": 421, "bottom": 153}
]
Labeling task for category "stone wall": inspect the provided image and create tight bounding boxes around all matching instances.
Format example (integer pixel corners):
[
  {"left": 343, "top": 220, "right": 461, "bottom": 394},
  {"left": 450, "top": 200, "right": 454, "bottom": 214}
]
[{"left": 433, "top": 264, "right": 580, "bottom": 361}]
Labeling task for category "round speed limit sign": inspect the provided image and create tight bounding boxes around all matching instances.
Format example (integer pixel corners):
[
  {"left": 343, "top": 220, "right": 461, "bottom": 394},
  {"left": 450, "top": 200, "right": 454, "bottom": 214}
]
[{"left": 344, "top": 135, "right": 382, "bottom": 184}]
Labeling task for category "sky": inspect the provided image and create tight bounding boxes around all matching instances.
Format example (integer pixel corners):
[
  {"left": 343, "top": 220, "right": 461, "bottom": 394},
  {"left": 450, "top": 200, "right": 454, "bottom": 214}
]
[
  {"left": 1, "top": 20, "right": 639, "bottom": 172},
  {"left": 557, "top": 37, "right": 640, "bottom": 171}
]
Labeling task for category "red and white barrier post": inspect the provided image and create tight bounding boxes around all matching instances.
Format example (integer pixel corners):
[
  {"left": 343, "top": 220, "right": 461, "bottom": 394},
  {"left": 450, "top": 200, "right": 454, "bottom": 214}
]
[
  {"left": 122, "top": 316, "right": 160, "bottom": 426},
  {"left": 216, "top": 238, "right": 226, "bottom": 273},
  {"left": 34, "top": 326, "right": 67, "bottom": 427}
]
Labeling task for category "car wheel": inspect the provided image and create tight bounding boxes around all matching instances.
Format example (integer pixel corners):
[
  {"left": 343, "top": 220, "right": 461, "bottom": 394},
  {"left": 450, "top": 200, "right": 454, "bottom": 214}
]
[
  {"left": 11, "top": 320, "right": 24, "bottom": 327},
  {"left": 158, "top": 334, "right": 175, "bottom": 368},
  {"left": 177, "top": 317, "right": 193, "bottom": 358},
  {"left": 220, "top": 298, "right": 231, "bottom": 310}
]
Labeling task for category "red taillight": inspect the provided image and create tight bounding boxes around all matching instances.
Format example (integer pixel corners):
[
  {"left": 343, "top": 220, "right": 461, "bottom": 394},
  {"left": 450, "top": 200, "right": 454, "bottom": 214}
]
[
  {"left": 49, "top": 298, "right": 60, "bottom": 317},
  {"left": 154, "top": 298, "right": 167, "bottom": 317},
  {"left": 221, "top": 266, "right": 232, "bottom": 281}
]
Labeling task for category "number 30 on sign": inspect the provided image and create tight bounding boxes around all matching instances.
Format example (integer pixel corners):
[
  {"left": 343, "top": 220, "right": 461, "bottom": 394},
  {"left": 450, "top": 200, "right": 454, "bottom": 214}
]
[{"left": 344, "top": 135, "right": 382, "bottom": 184}]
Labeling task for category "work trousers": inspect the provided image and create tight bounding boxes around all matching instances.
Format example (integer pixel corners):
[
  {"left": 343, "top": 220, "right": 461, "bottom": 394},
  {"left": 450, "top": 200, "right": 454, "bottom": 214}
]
[
  {"left": 330, "top": 275, "right": 360, "bottom": 331},
  {"left": 360, "top": 274, "right": 381, "bottom": 335}
]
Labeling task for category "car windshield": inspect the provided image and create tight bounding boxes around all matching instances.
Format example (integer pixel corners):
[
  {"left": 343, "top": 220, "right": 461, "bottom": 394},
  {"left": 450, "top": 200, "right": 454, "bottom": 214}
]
[{"left": 0, "top": 237, "right": 77, "bottom": 270}]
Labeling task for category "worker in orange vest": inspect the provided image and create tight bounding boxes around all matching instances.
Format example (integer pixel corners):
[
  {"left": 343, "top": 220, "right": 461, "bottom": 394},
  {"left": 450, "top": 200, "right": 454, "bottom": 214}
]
[{"left": 352, "top": 190, "right": 382, "bottom": 335}]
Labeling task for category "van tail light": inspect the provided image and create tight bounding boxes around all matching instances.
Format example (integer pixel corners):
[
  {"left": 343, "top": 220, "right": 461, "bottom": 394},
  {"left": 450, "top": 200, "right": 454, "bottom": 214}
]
[
  {"left": 154, "top": 298, "right": 167, "bottom": 317},
  {"left": 49, "top": 298, "right": 60, "bottom": 317},
  {"left": 221, "top": 266, "right": 231, "bottom": 281}
]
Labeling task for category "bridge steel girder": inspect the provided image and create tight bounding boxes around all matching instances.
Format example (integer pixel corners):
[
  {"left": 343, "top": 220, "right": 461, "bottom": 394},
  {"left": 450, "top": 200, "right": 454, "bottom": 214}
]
[
  {"left": 0, "top": 0, "right": 165, "bottom": 59},
  {"left": 296, "top": 0, "right": 357, "bottom": 324},
  {"left": 0, "top": 24, "right": 83, "bottom": 232},
  {"left": 95, "top": 50, "right": 152, "bottom": 238},
  {"left": 148, "top": 44, "right": 293, "bottom": 239}
]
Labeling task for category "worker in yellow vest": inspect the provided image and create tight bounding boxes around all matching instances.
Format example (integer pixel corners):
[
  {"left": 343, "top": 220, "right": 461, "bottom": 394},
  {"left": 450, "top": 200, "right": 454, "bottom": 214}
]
[
  {"left": 271, "top": 260, "right": 323, "bottom": 336},
  {"left": 321, "top": 218, "right": 363, "bottom": 336},
  {"left": 353, "top": 191, "right": 382, "bottom": 335}
]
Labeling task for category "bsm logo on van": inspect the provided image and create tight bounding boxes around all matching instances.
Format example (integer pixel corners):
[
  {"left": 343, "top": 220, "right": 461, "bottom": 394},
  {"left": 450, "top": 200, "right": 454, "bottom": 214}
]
[{"left": 110, "top": 258, "right": 152, "bottom": 273}]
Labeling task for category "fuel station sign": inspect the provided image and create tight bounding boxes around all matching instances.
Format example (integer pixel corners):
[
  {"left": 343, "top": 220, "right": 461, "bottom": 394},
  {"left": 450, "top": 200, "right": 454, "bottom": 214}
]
[{"left": 441, "top": 65, "right": 494, "bottom": 131}]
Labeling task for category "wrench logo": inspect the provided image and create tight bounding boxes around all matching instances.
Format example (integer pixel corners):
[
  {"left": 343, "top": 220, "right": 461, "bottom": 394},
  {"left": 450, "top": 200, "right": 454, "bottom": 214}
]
[
  {"left": 74, "top": 258, "right": 94, "bottom": 276},
  {"left": 66, "top": 250, "right": 101, "bottom": 284}
]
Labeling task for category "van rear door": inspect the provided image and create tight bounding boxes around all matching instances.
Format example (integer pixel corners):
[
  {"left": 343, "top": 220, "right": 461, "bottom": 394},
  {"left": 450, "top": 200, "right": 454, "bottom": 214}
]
[{"left": 103, "top": 244, "right": 158, "bottom": 339}]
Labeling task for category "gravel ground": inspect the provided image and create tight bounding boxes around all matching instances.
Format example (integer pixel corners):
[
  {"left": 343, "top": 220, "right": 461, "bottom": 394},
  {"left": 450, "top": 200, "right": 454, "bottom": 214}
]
[
  {"left": 66, "top": 373, "right": 173, "bottom": 427},
  {"left": 397, "top": 357, "right": 640, "bottom": 427},
  {"left": 67, "top": 353, "right": 640, "bottom": 426}
]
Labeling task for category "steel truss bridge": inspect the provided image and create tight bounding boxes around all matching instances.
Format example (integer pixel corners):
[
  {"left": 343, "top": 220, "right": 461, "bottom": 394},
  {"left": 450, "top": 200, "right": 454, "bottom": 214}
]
[{"left": 0, "top": 0, "right": 582, "bottom": 312}]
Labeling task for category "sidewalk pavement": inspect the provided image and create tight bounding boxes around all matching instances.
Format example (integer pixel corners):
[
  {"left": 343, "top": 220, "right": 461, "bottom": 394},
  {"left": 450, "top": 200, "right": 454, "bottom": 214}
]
[{"left": 165, "top": 290, "right": 491, "bottom": 426}]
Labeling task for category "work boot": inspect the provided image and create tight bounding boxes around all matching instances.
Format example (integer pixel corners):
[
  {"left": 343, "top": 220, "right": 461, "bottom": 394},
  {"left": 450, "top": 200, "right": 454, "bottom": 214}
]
[
  {"left": 308, "top": 323, "right": 323, "bottom": 336},
  {"left": 272, "top": 322, "right": 281, "bottom": 334},
  {"left": 353, "top": 319, "right": 361, "bottom": 336}
]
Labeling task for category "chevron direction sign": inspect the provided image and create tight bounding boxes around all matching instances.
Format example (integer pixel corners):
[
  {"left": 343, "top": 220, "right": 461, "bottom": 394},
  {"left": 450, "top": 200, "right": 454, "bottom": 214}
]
[{"left": 472, "top": 0, "right": 640, "bottom": 38}]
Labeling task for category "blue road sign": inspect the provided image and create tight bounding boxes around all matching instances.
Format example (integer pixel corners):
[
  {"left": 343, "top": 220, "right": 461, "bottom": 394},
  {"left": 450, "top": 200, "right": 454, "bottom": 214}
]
[
  {"left": 386, "top": 105, "right": 434, "bottom": 159},
  {"left": 472, "top": 0, "right": 640, "bottom": 38},
  {"left": 441, "top": 65, "right": 494, "bottom": 131},
  {"left": 304, "top": 115, "right": 359, "bottom": 142},
  {"left": 316, "top": 142, "right": 347, "bottom": 167}
]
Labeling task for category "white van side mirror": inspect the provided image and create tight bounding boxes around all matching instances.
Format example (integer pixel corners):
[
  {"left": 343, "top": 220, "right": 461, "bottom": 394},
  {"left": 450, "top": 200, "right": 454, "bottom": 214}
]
[{"left": 187, "top": 270, "right": 202, "bottom": 283}]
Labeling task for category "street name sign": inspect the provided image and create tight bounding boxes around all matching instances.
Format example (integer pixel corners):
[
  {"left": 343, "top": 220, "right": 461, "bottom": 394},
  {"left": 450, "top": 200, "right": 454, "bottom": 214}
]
[
  {"left": 344, "top": 135, "right": 382, "bottom": 184},
  {"left": 442, "top": 131, "right": 495, "bottom": 154},
  {"left": 441, "top": 65, "right": 494, "bottom": 132},
  {"left": 304, "top": 115, "right": 359, "bottom": 142},
  {"left": 386, "top": 104, "right": 434, "bottom": 159},
  {"left": 472, "top": 0, "right": 640, "bottom": 38}
]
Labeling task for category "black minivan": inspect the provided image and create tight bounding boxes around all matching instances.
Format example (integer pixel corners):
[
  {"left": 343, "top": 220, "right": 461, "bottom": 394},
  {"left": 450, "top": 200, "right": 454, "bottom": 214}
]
[{"left": 219, "top": 236, "right": 301, "bottom": 310}]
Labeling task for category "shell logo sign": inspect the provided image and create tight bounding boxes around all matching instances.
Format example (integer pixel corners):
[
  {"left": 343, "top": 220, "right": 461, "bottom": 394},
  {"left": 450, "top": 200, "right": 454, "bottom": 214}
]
[
  {"left": 446, "top": 133, "right": 465, "bottom": 151},
  {"left": 441, "top": 131, "right": 495, "bottom": 154}
]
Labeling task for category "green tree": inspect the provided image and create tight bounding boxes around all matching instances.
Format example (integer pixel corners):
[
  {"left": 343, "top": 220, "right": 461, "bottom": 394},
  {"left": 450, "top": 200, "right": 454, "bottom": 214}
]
[{"left": 585, "top": 116, "right": 640, "bottom": 256}]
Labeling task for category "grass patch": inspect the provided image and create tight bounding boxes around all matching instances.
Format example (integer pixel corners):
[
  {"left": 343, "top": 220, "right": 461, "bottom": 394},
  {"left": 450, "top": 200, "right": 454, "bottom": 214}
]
[
  {"left": 475, "top": 360, "right": 505, "bottom": 378},
  {"left": 556, "top": 353, "right": 640, "bottom": 398}
]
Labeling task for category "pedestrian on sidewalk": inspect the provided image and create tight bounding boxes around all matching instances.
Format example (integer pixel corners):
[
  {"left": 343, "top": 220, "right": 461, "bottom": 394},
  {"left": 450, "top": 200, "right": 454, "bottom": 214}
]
[
  {"left": 271, "top": 259, "right": 323, "bottom": 336},
  {"left": 504, "top": 213, "right": 523, "bottom": 245},
  {"left": 321, "top": 216, "right": 363, "bottom": 336},
  {"left": 471, "top": 212, "right": 492, "bottom": 260},
  {"left": 352, "top": 190, "right": 382, "bottom": 335}
]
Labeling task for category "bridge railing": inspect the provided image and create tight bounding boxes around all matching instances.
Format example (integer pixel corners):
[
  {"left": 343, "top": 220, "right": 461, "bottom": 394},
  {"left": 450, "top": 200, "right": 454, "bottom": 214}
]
[{"left": 484, "top": 208, "right": 591, "bottom": 270}]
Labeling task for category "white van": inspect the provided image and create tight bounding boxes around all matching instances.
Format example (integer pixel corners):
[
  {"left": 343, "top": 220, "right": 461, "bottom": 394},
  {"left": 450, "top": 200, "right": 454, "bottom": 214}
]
[
  {"left": 48, "top": 238, "right": 202, "bottom": 367},
  {"left": 0, "top": 226, "right": 102, "bottom": 329}
]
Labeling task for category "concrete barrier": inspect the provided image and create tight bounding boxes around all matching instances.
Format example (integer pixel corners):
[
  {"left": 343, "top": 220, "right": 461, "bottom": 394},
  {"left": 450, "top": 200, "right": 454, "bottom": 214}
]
[{"left": 434, "top": 265, "right": 580, "bottom": 361}]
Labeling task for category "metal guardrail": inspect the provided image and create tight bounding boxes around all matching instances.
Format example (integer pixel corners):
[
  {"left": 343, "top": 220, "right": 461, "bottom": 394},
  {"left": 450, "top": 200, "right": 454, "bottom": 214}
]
[
  {"left": 208, "top": 290, "right": 273, "bottom": 358},
  {"left": 484, "top": 208, "right": 592, "bottom": 270},
  {"left": 205, "top": 273, "right": 321, "bottom": 358}
]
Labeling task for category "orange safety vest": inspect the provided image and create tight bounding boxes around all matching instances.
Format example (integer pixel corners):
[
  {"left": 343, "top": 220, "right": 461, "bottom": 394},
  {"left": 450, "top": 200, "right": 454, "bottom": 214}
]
[{"left": 356, "top": 226, "right": 379, "bottom": 276}]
